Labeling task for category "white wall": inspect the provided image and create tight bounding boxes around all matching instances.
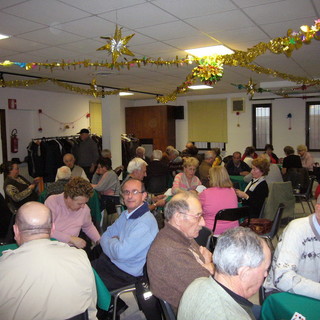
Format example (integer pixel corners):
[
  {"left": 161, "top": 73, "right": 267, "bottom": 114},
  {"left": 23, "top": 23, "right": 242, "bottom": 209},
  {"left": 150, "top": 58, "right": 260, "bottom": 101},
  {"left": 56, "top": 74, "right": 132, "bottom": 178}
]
[
  {"left": 132, "top": 93, "right": 320, "bottom": 162},
  {"left": 0, "top": 87, "right": 94, "bottom": 162},
  {"left": 0, "top": 87, "right": 319, "bottom": 194}
]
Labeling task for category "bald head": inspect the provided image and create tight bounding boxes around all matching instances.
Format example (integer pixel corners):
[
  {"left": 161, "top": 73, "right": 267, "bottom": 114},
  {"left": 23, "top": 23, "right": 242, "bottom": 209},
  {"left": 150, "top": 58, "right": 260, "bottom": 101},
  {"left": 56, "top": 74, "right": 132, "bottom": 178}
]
[
  {"left": 63, "top": 153, "right": 75, "bottom": 169},
  {"left": 14, "top": 202, "right": 52, "bottom": 245}
]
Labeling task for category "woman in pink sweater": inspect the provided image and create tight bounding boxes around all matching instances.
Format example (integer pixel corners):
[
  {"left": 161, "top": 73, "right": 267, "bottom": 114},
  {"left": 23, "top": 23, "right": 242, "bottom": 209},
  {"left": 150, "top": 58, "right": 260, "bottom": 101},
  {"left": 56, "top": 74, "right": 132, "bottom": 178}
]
[
  {"left": 199, "top": 166, "right": 238, "bottom": 234},
  {"left": 172, "top": 157, "right": 201, "bottom": 195},
  {"left": 45, "top": 177, "right": 100, "bottom": 249}
]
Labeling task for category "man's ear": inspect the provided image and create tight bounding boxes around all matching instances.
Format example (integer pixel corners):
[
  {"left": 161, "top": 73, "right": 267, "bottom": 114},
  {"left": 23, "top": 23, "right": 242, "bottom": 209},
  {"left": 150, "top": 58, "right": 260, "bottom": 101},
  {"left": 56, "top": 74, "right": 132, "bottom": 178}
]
[
  {"left": 13, "top": 224, "right": 20, "bottom": 244},
  {"left": 238, "top": 265, "right": 251, "bottom": 281},
  {"left": 172, "top": 212, "right": 183, "bottom": 227},
  {"left": 142, "top": 191, "right": 148, "bottom": 202}
]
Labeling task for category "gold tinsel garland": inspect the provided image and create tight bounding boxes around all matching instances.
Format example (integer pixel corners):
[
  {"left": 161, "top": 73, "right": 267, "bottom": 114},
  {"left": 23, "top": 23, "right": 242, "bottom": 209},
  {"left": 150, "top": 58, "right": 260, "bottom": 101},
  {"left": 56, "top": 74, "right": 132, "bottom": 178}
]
[
  {"left": 0, "top": 77, "right": 128, "bottom": 97},
  {"left": 0, "top": 19, "right": 319, "bottom": 101}
]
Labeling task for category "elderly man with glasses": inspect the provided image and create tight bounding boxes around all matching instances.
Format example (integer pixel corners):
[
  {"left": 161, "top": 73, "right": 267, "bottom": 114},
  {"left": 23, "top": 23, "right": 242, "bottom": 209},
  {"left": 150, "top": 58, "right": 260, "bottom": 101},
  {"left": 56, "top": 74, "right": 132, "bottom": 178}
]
[
  {"left": 91, "top": 178, "right": 158, "bottom": 291},
  {"left": 147, "top": 191, "right": 214, "bottom": 312}
]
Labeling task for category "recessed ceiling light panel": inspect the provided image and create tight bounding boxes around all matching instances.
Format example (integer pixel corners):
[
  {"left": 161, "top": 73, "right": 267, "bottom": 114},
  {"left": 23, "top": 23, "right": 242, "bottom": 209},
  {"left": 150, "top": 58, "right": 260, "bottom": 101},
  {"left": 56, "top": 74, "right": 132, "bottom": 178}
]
[
  {"left": 188, "top": 85, "right": 213, "bottom": 90},
  {"left": 119, "top": 92, "right": 134, "bottom": 96},
  {"left": 185, "top": 45, "right": 234, "bottom": 57},
  {"left": 0, "top": 33, "right": 10, "bottom": 40}
]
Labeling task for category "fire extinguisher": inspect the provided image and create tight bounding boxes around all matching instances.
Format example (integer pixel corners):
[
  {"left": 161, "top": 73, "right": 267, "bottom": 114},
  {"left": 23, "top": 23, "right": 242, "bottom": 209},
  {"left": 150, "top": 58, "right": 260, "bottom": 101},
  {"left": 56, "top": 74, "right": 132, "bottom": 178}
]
[{"left": 11, "top": 129, "right": 18, "bottom": 153}]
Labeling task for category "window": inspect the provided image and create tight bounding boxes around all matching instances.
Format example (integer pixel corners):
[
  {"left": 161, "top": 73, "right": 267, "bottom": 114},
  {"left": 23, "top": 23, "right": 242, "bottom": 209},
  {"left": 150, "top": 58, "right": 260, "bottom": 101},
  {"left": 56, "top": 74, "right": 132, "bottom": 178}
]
[
  {"left": 252, "top": 104, "right": 272, "bottom": 150},
  {"left": 306, "top": 101, "right": 320, "bottom": 151},
  {"left": 194, "top": 142, "right": 225, "bottom": 151}
]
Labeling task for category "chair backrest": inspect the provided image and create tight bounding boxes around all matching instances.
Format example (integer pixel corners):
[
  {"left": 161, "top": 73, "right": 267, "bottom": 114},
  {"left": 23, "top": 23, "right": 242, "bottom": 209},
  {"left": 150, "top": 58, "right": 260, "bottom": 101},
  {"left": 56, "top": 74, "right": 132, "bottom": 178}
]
[
  {"left": 284, "top": 167, "right": 309, "bottom": 192},
  {"left": 264, "top": 203, "right": 285, "bottom": 238},
  {"left": 212, "top": 206, "right": 250, "bottom": 234},
  {"left": 145, "top": 174, "right": 168, "bottom": 195},
  {"left": 159, "top": 299, "right": 177, "bottom": 320},
  {"left": 304, "top": 175, "right": 316, "bottom": 198},
  {"left": 65, "top": 310, "right": 88, "bottom": 320},
  {"left": 194, "top": 226, "right": 212, "bottom": 247},
  {"left": 261, "top": 181, "right": 295, "bottom": 220}
]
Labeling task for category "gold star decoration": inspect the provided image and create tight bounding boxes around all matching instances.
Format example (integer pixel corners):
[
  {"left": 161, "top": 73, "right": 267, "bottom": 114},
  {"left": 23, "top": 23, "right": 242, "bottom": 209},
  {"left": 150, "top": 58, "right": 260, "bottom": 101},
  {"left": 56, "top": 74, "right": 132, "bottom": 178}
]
[
  {"left": 97, "top": 25, "right": 135, "bottom": 64},
  {"left": 245, "top": 78, "right": 257, "bottom": 97}
]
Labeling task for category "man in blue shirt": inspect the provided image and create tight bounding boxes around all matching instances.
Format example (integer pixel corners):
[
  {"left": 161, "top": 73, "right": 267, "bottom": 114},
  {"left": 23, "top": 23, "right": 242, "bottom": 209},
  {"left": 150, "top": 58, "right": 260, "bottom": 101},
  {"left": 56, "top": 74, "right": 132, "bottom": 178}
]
[{"left": 92, "top": 178, "right": 158, "bottom": 290}]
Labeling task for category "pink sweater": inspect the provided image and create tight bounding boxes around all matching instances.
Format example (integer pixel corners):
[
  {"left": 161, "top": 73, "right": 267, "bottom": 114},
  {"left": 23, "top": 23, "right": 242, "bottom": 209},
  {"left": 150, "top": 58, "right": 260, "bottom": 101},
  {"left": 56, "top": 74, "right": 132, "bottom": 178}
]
[
  {"left": 199, "top": 187, "right": 238, "bottom": 234},
  {"left": 172, "top": 173, "right": 201, "bottom": 194},
  {"left": 45, "top": 193, "right": 100, "bottom": 244}
]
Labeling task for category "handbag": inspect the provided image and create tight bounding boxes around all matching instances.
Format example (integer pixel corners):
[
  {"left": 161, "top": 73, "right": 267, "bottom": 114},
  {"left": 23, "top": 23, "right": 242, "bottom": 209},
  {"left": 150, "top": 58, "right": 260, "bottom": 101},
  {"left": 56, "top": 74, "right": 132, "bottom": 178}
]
[{"left": 240, "top": 218, "right": 272, "bottom": 235}]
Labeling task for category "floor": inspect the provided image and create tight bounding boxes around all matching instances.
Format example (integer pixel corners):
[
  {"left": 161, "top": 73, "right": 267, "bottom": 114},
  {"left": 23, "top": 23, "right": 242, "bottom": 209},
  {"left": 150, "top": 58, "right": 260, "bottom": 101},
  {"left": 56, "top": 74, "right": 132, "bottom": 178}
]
[{"left": 120, "top": 195, "right": 317, "bottom": 320}]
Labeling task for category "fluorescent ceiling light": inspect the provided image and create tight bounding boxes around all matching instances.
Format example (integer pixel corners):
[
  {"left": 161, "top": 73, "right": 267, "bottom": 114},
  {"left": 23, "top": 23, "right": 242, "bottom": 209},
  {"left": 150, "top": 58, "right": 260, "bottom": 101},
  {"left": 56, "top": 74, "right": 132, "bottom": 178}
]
[
  {"left": 185, "top": 45, "right": 234, "bottom": 57},
  {"left": 0, "top": 33, "right": 10, "bottom": 40},
  {"left": 119, "top": 92, "right": 134, "bottom": 96},
  {"left": 188, "top": 85, "right": 213, "bottom": 90}
]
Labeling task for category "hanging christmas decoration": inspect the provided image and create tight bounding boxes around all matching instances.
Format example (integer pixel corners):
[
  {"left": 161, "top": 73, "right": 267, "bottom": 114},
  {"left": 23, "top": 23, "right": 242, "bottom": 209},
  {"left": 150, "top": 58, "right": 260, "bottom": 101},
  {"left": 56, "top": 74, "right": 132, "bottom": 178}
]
[
  {"left": 38, "top": 109, "right": 43, "bottom": 132},
  {"left": 97, "top": 25, "right": 135, "bottom": 63},
  {"left": 232, "top": 79, "right": 320, "bottom": 99},
  {"left": 287, "top": 113, "right": 292, "bottom": 130},
  {"left": 0, "top": 19, "right": 319, "bottom": 101},
  {"left": 236, "top": 112, "right": 240, "bottom": 127},
  {"left": 245, "top": 78, "right": 257, "bottom": 98},
  {"left": 0, "top": 77, "right": 128, "bottom": 97},
  {"left": 192, "top": 57, "right": 224, "bottom": 85},
  {"left": 38, "top": 109, "right": 89, "bottom": 131}
]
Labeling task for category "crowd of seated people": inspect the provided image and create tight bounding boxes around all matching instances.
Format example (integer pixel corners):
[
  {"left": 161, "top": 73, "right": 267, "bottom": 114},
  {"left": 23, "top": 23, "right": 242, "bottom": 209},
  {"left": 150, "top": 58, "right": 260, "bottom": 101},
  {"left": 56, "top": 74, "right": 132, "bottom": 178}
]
[{"left": 0, "top": 139, "right": 319, "bottom": 320}]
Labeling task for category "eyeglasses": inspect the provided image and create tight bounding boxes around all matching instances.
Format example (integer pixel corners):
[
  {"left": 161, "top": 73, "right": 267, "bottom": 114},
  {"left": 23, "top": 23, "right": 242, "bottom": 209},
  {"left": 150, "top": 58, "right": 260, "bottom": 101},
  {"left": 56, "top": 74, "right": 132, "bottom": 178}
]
[
  {"left": 180, "top": 212, "right": 204, "bottom": 221},
  {"left": 121, "top": 189, "right": 145, "bottom": 196}
]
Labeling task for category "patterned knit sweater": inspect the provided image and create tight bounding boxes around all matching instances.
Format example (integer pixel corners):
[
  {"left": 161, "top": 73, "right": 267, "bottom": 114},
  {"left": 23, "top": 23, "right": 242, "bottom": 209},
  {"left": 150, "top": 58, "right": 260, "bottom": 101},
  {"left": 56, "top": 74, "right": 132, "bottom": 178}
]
[{"left": 264, "top": 214, "right": 320, "bottom": 299}]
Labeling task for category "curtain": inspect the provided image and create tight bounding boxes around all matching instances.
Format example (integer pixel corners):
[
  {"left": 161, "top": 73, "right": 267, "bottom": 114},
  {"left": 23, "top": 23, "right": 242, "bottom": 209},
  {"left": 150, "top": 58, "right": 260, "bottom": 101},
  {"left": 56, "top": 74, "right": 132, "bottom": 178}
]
[
  {"left": 188, "top": 99, "right": 227, "bottom": 142},
  {"left": 89, "top": 101, "right": 102, "bottom": 135}
]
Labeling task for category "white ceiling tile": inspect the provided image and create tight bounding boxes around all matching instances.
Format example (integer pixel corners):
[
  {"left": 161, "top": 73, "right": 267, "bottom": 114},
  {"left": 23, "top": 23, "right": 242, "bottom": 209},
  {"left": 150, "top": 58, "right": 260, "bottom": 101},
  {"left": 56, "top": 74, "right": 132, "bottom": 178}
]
[
  {"left": 28, "top": 46, "right": 83, "bottom": 60},
  {"left": 313, "top": 0, "right": 320, "bottom": 12},
  {"left": 0, "top": 12, "right": 45, "bottom": 35},
  {"left": 243, "top": 0, "right": 316, "bottom": 25},
  {"left": 54, "top": 16, "right": 115, "bottom": 38},
  {"left": 99, "top": 2, "right": 178, "bottom": 29},
  {"left": 58, "top": 39, "right": 106, "bottom": 55},
  {"left": 135, "top": 21, "right": 199, "bottom": 40},
  {"left": 225, "top": 38, "right": 271, "bottom": 51},
  {"left": 163, "top": 35, "right": 220, "bottom": 50},
  {"left": 19, "top": 28, "right": 86, "bottom": 46},
  {"left": 59, "top": 0, "right": 147, "bottom": 14},
  {"left": 126, "top": 33, "right": 159, "bottom": 46},
  {"left": 0, "top": 48, "right": 20, "bottom": 59},
  {"left": 0, "top": 0, "right": 319, "bottom": 99},
  {"left": 186, "top": 10, "right": 255, "bottom": 33},
  {"left": 211, "top": 26, "right": 268, "bottom": 44},
  {"left": 2, "top": 0, "right": 90, "bottom": 25},
  {"left": 151, "top": 0, "right": 237, "bottom": 19},
  {"left": 233, "top": 0, "right": 285, "bottom": 9},
  {"left": 0, "top": 36, "right": 47, "bottom": 52},
  {"left": 0, "top": 0, "right": 28, "bottom": 10},
  {"left": 260, "top": 17, "right": 318, "bottom": 38}
]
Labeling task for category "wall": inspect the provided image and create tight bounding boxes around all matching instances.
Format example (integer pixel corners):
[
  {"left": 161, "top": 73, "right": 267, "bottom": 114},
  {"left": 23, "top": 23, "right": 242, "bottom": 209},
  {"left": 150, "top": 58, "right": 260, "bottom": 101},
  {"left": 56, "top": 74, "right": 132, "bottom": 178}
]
[
  {"left": 0, "top": 87, "right": 319, "bottom": 193},
  {"left": 0, "top": 88, "right": 96, "bottom": 161},
  {"left": 133, "top": 93, "right": 320, "bottom": 162},
  {"left": 0, "top": 87, "right": 98, "bottom": 193}
]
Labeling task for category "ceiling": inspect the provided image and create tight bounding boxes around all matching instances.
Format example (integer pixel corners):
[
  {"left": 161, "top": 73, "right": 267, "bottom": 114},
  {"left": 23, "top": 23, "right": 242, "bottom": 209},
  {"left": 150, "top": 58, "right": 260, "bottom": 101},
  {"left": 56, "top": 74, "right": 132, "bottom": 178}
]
[{"left": 0, "top": 0, "right": 319, "bottom": 101}]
